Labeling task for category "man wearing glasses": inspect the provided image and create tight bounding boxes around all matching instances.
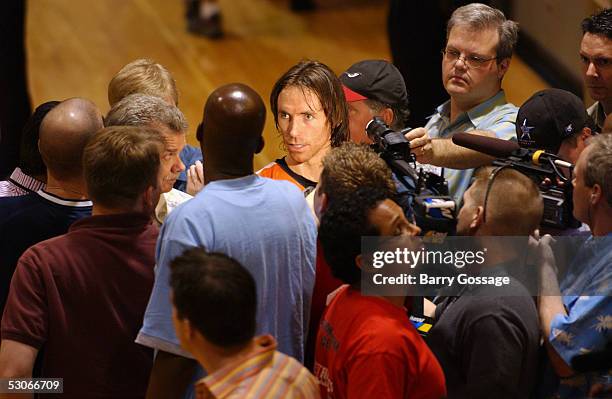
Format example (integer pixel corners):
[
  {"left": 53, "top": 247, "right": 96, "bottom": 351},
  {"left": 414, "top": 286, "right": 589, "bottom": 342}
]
[
  {"left": 405, "top": 3, "right": 519, "bottom": 205},
  {"left": 581, "top": 8, "right": 612, "bottom": 132}
]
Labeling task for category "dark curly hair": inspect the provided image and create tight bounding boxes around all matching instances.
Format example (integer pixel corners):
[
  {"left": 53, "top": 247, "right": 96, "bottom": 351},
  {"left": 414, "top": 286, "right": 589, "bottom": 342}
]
[
  {"left": 319, "top": 142, "right": 396, "bottom": 205},
  {"left": 318, "top": 187, "right": 388, "bottom": 285}
]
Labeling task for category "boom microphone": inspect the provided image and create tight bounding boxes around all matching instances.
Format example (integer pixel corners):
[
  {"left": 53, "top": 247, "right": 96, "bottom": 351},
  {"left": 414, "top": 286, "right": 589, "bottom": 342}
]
[
  {"left": 452, "top": 132, "right": 579, "bottom": 230},
  {"left": 451, "top": 132, "right": 572, "bottom": 169},
  {"left": 451, "top": 132, "right": 519, "bottom": 157}
]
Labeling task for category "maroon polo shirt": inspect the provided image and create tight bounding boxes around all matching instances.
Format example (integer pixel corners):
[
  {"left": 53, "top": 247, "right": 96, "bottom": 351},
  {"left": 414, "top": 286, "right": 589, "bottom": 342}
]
[{"left": 1, "top": 212, "right": 159, "bottom": 398}]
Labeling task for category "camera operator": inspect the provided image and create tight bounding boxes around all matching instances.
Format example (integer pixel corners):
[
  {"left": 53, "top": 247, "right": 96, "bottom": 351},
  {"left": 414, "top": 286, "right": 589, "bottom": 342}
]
[
  {"left": 405, "top": 4, "right": 519, "bottom": 206},
  {"left": 340, "top": 60, "right": 419, "bottom": 219},
  {"left": 426, "top": 167, "right": 543, "bottom": 398},
  {"left": 537, "top": 133, "right": 612, "bottom": 398},
  {"left": 340, "top": 59, "right": 410, "bottom": 145},
  {"left": 517, "top": 88, "right": 595, "bottom": 172},
  {"left": 516, "top": 88, "right": 595, "bottom": 235}
]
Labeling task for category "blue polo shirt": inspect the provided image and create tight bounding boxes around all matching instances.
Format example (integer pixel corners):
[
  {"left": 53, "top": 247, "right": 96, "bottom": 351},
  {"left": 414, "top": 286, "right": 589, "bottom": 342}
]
[{"left": 425, "top": 90, "right": 518, "bottom": 205}]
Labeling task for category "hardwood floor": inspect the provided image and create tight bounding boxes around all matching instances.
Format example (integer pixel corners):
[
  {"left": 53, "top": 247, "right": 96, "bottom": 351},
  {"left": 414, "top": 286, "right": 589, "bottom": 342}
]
[{"left": 27, "top": 0, "right": 548, "bottom": 168}]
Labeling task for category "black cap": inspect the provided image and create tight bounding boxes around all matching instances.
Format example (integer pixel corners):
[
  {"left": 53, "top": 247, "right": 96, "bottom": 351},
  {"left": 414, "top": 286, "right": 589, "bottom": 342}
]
[
  {"left": 340, "top": 60, "right": 408, "bottom": 108},
  {"left": 516, "top": 88, "right": 591, "bottom": 153}
]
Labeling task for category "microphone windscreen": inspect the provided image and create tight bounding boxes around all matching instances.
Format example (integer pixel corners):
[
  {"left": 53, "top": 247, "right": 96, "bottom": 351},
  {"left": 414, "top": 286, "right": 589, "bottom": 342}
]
[{"left": 452, "top": 132, "right": 520, "bottom": 158}]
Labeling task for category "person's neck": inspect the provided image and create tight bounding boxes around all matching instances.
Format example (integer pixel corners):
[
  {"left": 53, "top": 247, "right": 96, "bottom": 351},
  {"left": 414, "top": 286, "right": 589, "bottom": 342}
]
[
  {"left": 449, "top": 100, "right": 475, "bottom": 124},
  {"left": 204, "top": 165, "right": 253, "bottom": 185},
  {"left": 286, "top": 152, "right": 327, "bottom": 183},
  {"left": 32, "top": 174, "right": 47, "bottom": 183},
  {"left": 589, "top": 208, "right": 612, "bottom": 236},
  {"left": 449, "top": 90, "right": 499, "bottom": 124},
  {"left": 92, "top": 204, "right": 147, "bottom": 217},
  {"left": 472, "top": 234, "right": 519, "bottom": 268},
  {"left": 349, "top": 284, "right": 406, "bottom": 308},
  {"left": 195, "top": 339, "right": 256, "bottom": 375},
  {"left": 44, "top": 175, "right": 87, "bottom": 200}
]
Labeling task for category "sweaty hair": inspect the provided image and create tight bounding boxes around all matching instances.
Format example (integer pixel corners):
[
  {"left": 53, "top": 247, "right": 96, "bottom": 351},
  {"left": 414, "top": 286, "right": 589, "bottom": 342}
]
[
  {"left": 105, "top": 93, "right": 188, "bottom": 133},
  {"left": 319, "top": 187, "right": 389, "bottom": 285},
  {"left": 447, "top": 3, "right": 519, "bottom": 61},
  {"left": 319, "top": 142, "right": 396, "bottom": 205},
  {"left": 108, "top": 59, "right": 179, "bottom": 106},
  {"left": 19, "top": 101, "right": 60, "bottom": 177},
  {"left": 582, "top": 8, "right": 612, "bottom": 39},
  {"left": 469, "top": 167, "right": 543, "bottom": 235},
  {"left": 584, "top": 134, "right": 612, "bottom": 207},
  {"left": 83, "top": 126, "right": 163, "bottom": 209},
  {"left": 170, "top": 248, "right": 257, "bottom": 348},
  {"left": 270, "top": 60, "right": 349, "bottom": 147}
]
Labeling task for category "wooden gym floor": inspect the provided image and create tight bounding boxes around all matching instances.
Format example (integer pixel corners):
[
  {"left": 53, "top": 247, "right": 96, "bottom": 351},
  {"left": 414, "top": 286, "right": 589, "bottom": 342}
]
[{"left": 26, "top": 0, "right": 548, "bottom": 169}]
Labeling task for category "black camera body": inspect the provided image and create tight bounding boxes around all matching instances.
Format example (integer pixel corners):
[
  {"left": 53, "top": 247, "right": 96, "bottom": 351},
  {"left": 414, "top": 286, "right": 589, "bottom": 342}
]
[
  {"left": 365, "top": 117, "right": 456, "bottom": 236},
  {"left": 492, "top": 148, "right": 580, "bottom": 230}
]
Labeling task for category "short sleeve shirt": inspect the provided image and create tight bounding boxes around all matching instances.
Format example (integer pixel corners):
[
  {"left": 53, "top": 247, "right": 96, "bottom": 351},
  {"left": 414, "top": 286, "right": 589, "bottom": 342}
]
[
  {"left": 137, "top": 175, "right": 317, "bottom": 362},
  {"left": 548, "top": 235, "right": 612, "bottom": 398},
  {"left": 424, "top": 90, "right": 518, "bottom": 205}
]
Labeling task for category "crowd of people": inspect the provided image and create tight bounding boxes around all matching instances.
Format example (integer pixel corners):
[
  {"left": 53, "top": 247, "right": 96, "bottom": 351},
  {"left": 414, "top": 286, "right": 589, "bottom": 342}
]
[{"left": 0, "top": 3, "right": 610, "bottom": 399}]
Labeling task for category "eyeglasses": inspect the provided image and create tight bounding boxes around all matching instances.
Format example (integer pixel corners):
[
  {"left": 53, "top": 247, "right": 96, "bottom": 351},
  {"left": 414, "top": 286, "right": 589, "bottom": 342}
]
[
  {"left": 580, "top": 54, "right": 612, "bottom": 69},
  {"left": 442, "top": 48, "right": 498, "bottom": 69}
]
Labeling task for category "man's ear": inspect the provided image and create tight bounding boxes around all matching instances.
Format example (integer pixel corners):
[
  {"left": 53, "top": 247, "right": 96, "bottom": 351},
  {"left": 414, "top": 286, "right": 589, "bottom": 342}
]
[
  {"left": 355, "top": 254, "right": 364, "bottom": 270},
  {"left": 581, "top": 127, "right": 592, "bottom": 141},
  {"left": 497, "top": 58, "right": 511, "bottom": 79},
  {"left": 591, "top": 184, "right": 602, "bottom": 205},
  {"left": 255, "top": 136, "right": 265, "bottom": 154},
  {"left": 381, "top": 108, "right": 394, "bottom": 127},
  {"left": 314, "top": 189, "right": 328, "bottom": 219},
  {"left": 471, "top": 205, "right": 485, "bottom": 230},
  {"left": 142, "top": 185, "right": 159, "bottom": 212}
]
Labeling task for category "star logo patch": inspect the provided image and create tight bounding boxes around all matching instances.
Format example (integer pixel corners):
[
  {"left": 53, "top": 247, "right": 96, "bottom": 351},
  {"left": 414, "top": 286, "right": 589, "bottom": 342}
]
[{"left": 520, "top": 119, "right": 535, "bottom": 141}]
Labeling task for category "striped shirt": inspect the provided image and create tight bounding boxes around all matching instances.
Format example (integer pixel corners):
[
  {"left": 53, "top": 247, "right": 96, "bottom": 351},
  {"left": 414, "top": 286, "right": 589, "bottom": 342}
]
[
  {"left": 0, "top": 168, "right": 45, "bottom": 197},
  {"left": 195, "top": 335, "right": 320, "bottom": 399},
  {"left": 425, "top": 90, "right": 518, "bottom": 205}
]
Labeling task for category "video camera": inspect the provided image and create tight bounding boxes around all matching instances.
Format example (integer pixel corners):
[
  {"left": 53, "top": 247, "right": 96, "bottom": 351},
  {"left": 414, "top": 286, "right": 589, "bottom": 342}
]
[
  {"left": 366, "top": 117, "right": 457, "bottom": 237},
  {"left": 452, "top": 133, "right": 580, "bottom": 230}
]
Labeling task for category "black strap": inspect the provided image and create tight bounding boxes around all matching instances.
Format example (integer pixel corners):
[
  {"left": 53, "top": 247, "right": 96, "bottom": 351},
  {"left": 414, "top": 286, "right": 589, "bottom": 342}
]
[{"left": 275, "top": 158, "right": 317, "bottom": 190}]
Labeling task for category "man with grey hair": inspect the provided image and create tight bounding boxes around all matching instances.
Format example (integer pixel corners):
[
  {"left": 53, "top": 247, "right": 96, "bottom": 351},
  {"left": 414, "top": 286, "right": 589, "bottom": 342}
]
[
  {"left": 105, "top": 93, "right": 192, "bottom": 221},
  {"left": 106, "top": 93, "right": 188, "bottom": 194},
  {"left": 406, "top": 3, "right": 519, "bottom": 205},
  {"left": 537, "top": 133, "right": 612, "bottom": 398}
]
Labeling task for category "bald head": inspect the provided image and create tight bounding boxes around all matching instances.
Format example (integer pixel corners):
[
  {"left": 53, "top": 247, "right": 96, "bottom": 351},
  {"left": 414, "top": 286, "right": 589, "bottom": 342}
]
[
  {"left": 39, "top": 98, "right": 103, "bottom": 181},
  {"left": 200, "top": 83, "right": 266, "bottom": 170}
]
